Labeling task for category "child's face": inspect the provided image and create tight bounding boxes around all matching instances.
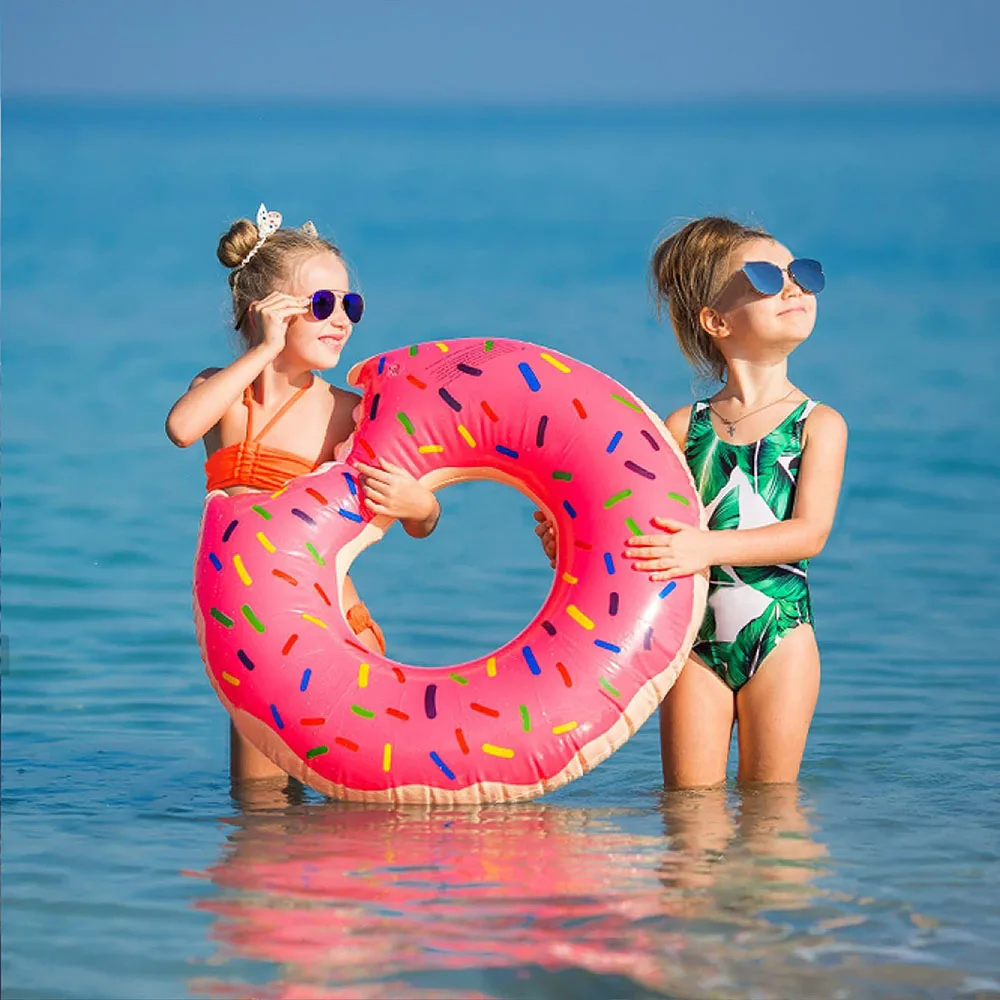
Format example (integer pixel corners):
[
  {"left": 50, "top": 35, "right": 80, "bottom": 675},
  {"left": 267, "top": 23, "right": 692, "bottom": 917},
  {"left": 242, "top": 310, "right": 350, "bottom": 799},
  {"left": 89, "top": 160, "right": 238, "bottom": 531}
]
[
  {"left": 709, "top": 238, "right": 817, "bottom": 360},
  {"left": 281, "top": 251, "right": 356, "bottom": 369}
]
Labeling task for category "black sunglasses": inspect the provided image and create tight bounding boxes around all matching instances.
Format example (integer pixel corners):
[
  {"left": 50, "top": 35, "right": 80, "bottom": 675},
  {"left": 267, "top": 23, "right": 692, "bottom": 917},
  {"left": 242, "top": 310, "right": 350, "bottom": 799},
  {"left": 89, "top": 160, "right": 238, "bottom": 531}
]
[
  {"left": 310, "top": 289, "right": 364, "bottom": 324},
  {"left": 741, "top": 259, "right": 825, "bottom": 296}
]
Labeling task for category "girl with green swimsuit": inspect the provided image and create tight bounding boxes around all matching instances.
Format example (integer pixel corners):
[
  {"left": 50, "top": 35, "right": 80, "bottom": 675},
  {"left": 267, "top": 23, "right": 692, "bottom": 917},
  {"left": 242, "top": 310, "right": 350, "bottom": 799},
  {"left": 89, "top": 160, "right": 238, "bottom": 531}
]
[{"left": 626, "top": 217, "right": 848, "bottom": 789}]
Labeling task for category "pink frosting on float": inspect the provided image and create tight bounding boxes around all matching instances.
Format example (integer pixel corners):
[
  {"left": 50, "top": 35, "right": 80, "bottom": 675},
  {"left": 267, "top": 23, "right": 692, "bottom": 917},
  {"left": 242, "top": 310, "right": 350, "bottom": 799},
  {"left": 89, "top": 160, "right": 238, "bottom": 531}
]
[{"left": 193, "top": 338, "right": 706, "bottom": 804}]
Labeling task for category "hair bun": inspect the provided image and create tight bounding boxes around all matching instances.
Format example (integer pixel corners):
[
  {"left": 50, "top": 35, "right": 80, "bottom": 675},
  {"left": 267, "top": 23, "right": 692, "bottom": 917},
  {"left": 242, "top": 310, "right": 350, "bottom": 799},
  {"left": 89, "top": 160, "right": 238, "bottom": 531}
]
[{"left": 217, "top": 219, "right": 260, "bottom": 269}]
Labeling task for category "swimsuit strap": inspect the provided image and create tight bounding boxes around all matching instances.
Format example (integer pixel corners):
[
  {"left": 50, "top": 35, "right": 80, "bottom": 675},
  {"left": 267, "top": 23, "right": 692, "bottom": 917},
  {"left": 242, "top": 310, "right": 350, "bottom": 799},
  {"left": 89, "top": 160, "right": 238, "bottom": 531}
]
[{"left": 247, "top": 375, "right": 315, "bottom": 443}]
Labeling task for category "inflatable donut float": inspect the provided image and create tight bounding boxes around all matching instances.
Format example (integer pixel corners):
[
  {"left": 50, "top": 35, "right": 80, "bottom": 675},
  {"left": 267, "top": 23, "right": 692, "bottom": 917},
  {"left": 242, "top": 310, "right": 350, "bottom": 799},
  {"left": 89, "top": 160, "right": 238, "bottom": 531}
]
[{"left": 193, "top": 338, "right": 706, "bottom": 803}]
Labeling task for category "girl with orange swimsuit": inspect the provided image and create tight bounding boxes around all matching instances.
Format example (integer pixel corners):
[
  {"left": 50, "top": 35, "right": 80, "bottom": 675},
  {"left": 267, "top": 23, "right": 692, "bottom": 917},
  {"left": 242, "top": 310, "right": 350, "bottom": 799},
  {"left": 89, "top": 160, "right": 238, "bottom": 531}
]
[{"left": 166, "top": 204, "right": 440, "bottom": 782}]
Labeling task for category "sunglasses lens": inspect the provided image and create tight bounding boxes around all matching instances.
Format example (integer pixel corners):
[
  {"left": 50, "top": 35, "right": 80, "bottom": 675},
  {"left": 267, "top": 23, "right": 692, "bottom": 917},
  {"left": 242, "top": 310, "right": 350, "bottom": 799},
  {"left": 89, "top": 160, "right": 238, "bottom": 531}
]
[
  {"left": 311, "top": 290, "right": 336, "bottom": 320},
  {"left": 789, "top": 258, "right": 825, "bottom": 294},
  {"left": 343, "top": 292, "right": 364, "bottom": 324},
  {"left": 742, "top": 262, "right": 784, "bottom": 296}
]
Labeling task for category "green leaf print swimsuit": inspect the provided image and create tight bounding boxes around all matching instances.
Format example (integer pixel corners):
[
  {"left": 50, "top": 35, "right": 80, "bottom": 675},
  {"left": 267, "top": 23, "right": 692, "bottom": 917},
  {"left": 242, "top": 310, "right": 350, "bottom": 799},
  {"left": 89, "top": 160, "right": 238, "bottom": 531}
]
[{"left": 684, "top": 399, "right": 818, "bottom": 691}]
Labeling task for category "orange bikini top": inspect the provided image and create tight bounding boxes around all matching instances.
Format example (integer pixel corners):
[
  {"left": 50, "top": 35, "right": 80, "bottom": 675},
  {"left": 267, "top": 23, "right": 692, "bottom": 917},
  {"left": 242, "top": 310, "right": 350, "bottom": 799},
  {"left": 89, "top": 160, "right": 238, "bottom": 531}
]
[{"left": 205, "top": 377, "right": 317, "bottom": 493}]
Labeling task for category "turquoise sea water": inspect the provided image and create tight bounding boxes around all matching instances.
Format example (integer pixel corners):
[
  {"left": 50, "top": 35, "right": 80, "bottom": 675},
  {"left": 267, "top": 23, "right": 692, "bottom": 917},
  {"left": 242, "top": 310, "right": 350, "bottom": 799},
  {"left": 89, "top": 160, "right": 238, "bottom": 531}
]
[{"left": 3, "top": 100, "right": 1000, "bottom": 999}]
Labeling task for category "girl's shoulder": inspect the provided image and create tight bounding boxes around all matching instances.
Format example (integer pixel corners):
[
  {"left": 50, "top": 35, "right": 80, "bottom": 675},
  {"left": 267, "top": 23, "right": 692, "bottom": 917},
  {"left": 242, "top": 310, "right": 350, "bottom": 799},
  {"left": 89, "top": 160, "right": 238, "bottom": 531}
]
[
  {"left": 801, "top": 402, "right": 848, "bottom": 448},
  {"left": 662, "top": 404, "right": 696, "bottom": 450},
  {"left": 316, "top": 377, "right": 362, "bottom": 410},
  {"left": 188, "top": 366, "right": 223, "bottom": 389}
]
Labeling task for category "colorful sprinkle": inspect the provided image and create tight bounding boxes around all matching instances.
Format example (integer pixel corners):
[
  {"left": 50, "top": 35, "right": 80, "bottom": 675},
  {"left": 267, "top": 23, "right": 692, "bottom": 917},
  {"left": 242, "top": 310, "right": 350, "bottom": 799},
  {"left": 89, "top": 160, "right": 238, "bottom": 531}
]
[
  {"left": 604, "top": 489, "right": 632, "bottom": 509},
  {"left": 314, "top": 582, "right": 331, "bottom": 606},
  {"left": 522, "top": 646, "right": 542, "bottom": 676},
  {"left": 484, "top": 340, "right": 494, "bottom": 351},
  {"left": 556, "top": 662, "right": 573, "bottom": 687},
  {"left": 233, "top": 554, "right": 252, "bottom": 586},
  {"left": 481, "top": 401, "right": 500, "bottom": 422},
  {"left": 626, "top": 517, "right": 643, "bottom": 536},
  {"left": 562, "top": 572, "right": 578, "bottom": 584},
  {"left": 457, "top": 363, "right": 482, "bottom": 376},
  {"left": 609, "top": 592, "right": 620, "bottom": 616},
  {"left": 256, "top": 531, "right": 276, "bottom": 553},
  {"left": 455, "top": 728, "right": 470, "bottom": 754},
  {"left": 369, "top": 393, "right": 380, "bottom": 420},
  {"left": 572, "top": 398, "right": 588, "bottom": 418},
  {"left": 418, "top": 444, "right": 444, "bottom": 454},
  {"left": 536, "top": 414, "right": 548, "bottom": 446},
  {"left": 337, "top": 508, "right": 363, "bottom": 523},
  {"left": 378, "top": 355, "right": 386, "bottom": 374},
  {"left": 357, "top": 437, "right": 376, "bottom": 460},
  {"left": 659, "top": 582, "right": 677, "bottom": 599},
  {"left": 438, "top": 387, "right": 462, "bottom": 412},
  {"left": 392, "top": 667, "right": 406, "bottom": 684},
  {"left": 574, "top": 540, "right": 593, "bottom": 550},
  {"left": 302, "top": 614, "right": 327, "bottom": 629},
  {"left": 307, "top": 745, "right": 330, "bottom": 759},
  {"left": 222, "top": 671, "right": 240, "bottom": 686},
  {"left": 291, "top": 508, "right": 316, "bottom": 526},
  {"left": 241, "top": 605, "right": 265, "bottom": 633},
  {"left": 222, "top": 520, "right": 238, "bottom": 542},
  {"left": 273, "top": 569, "right": 297, "bottom": 587},
  {"left": 300, "top": 668, "right": 311, "bottom": 691},
  {"left": 397, "top": 412, "right": 415, "bottom": 435},
  {"left": 566, "top": 605, "right": 595, "bottom": 630},
  {"left": 641, "top": 430, "right": 661, "bottom": 451},
  {"left": 282, "top": 634, "right": 299, "bottom": 656},
  {"left": 552, "top": 721, "right": 577, "bottom": 735},
  {"left": 270, "top": 705, "right": 284, "bottom": 729},
  {"left": 644, "top": 626, "right": 654, "bottom": 651},
  {"left": 251, "top": 504, "right": 271, "bottom": 520},
  {"left": 520, "top": 705, "right": 531, "bottom": 732},
  {"left": 409, "top": 344, "right": 419, "bottom": 356},
  {"left": 595, "top": 639, "right": 622, "bottom": 653},
  {"left": 306, "top": 543, "right": 325, "bottom": 565},
  {"left": 334, "top": 738, "right": 358, "bottom": 752},
  {"left": 600, "top": 677, "right": 621, "bottom": 698},
  {"left": 563, "top": 499, "right": 577, "bottom": 518},
  {"left": 624, "top": 460, "right": 656, "bottom": 480},
  {"left": 457, "top": 424, "right": 477, "bottom": 447},
  {"left": 351, "top": 705, "right": 375, "bottom": 719},
  {"left": 541, "top": 620, "right": 557, "bottom": 636},
  {"left": 486, "top": 656, "right": 497, "bottom": 678},
  {"left": 518, "top": 362, "right": 541, "bottom": 392},
  {"left": 435, "top": 342, "right": 449, "bottom": 353},
  {"left": 301, "top": 717, "right": 325, "bottom": 726},
  {"left": 552, "top": 470, "right": 573, "bottom": 481},
  {"left": 449, "top": 673, "right": 469, "bottom": 685},
  {"left": 387, "top": 707, "right": 409, "bottom": 720},
  {"left": 431, "top": 751, "right": 456, "bottom": 778},
  {"left": 383, "top": 743, "right": 392, "bottom": 771},
  {"left": 425, "top": 684, "right": 438, "bottom": 719},
  {"left": 540, "top": 352, "right": 571, "bottom": 373},
  {"left": 270, "top": 485, "right": 289, "bottom": 499},
  {"left": 208, "top": 553, "right": 223, "bottom": 571},
  {"left": 612, "top": 393, "right": 642, "bottom": 412},
  {"left": 607, "top": 430, "right": 623, "bottom": 453},
  {"left": 668, "top": 492, "right": 690, "bottom": 506},
  {"left": 358, "top": 663, "right": 370, "bottom": 688},
  {"left": 237, "top": 649, "right": 255, "bottom": 671},
  {"left": 471, "top": 702, "right": 499, "bottom": 717},
  {"left": 482, "top": 743, "right": 515, "bottom": 759},
  {"left": 306, "top": 487, "right": 328, "bottom": 505},
  {"left": 496, "top": 445, "right": 519, "bottom": 459},
  {"left": 407, "top": 374, "right": 427, "bottom": 390},
  {"left": 604, "top": 552, "right": 615, "bottom": 575}
]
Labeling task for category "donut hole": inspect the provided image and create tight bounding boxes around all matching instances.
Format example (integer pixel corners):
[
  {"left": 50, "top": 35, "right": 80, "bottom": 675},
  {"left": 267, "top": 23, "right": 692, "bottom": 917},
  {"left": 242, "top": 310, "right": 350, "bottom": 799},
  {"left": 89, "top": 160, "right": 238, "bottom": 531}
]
[{"left": 347, "top": 480, "right": 554, "bottom": 668}]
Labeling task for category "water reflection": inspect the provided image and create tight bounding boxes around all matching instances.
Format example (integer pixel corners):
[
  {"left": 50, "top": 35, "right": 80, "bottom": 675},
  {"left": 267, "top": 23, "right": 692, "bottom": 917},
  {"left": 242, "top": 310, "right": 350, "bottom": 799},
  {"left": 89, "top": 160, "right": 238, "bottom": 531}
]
[{"left": 186, "top": 782, "right": 850, "bottom": 998}]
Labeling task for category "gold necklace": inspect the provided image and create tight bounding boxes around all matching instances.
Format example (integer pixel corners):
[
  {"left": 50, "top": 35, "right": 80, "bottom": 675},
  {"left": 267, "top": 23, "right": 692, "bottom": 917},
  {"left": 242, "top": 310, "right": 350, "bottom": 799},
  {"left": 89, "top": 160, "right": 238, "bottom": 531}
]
[{"left": 708, "top": 387, "right": 798, "bottom": 439}]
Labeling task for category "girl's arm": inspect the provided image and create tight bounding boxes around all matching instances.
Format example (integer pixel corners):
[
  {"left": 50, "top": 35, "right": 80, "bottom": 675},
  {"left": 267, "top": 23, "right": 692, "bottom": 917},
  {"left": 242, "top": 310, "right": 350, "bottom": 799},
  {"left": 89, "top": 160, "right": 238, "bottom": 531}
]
[
  {"left": 627, "top": 405, "right": 848, "bottom": 581},
  {"left": 165, "top": 342, "right": 280, "bottom": 448}
]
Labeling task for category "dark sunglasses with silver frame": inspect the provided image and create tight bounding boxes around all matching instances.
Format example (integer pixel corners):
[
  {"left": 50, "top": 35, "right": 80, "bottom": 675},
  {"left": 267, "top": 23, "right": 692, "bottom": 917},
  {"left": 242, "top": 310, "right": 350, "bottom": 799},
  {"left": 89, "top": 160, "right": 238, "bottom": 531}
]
[
  {"left": 741, "top": 259, "right": 826, "bottom": 297},
  {"left": 310, "top": 289, "right": 365, "bottom": 324}
]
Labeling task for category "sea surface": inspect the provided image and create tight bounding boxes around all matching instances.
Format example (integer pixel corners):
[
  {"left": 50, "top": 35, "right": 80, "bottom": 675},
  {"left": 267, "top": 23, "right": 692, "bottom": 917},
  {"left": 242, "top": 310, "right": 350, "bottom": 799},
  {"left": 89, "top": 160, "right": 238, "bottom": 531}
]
[{"left": 2, "top": 100, "right": 999, "bottom": 999}]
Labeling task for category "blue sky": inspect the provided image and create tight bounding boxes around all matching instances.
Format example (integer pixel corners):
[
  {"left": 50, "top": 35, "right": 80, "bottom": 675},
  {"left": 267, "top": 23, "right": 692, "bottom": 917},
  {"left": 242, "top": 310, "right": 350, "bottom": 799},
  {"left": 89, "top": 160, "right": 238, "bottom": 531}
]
[{"left": 4, "top": 0, "right": 999, "bottom": 101}]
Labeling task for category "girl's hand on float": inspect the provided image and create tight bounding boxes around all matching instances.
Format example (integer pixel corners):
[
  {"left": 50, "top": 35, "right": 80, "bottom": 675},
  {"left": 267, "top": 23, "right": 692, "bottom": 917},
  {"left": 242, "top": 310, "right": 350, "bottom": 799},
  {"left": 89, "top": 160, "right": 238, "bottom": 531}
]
[
  {"left": 356, "top": 459, "right": 438, "bottom": 523},
  {"left": 247, "top": 291, "right": 310, "bottom": 355},
  {"left": 533, "top": 510, "right": 557, "bottom": 568},
  {"left": 624, "top": 517, "right": 716, "bottom": 582}
]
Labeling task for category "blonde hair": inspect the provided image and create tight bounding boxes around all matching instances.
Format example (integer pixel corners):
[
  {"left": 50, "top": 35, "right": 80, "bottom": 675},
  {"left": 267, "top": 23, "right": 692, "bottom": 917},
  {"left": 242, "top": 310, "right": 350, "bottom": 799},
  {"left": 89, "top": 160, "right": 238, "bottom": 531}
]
[
  {"left": 217, "top": 219, "right": 341, "bottom": 341},
  {"left": 650, "top": 216, "right": 773, "bottom": 382}
]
